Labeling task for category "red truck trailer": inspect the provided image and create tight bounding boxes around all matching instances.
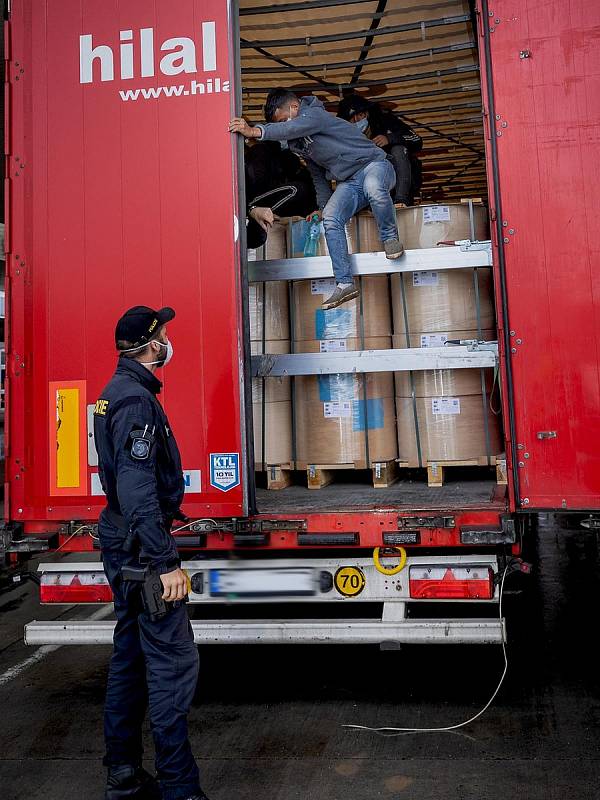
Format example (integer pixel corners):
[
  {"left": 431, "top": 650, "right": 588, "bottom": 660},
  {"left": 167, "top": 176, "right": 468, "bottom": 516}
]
[{"left": 3, "top": 0, "right": 599, "bottom": 646}]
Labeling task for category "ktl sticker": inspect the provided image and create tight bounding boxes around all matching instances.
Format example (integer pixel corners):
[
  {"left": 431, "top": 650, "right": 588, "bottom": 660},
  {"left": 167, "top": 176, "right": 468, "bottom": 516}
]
[{"left": 210, "top": 453, "right": 241, "bottom": 492}]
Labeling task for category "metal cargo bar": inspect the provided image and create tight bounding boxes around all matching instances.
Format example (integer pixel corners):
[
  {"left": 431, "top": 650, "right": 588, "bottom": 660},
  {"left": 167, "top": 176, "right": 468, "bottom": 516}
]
[
  {"left": 25, "top": 618, "right": 505, "bottom": 645},
  {"left": 252, "top": 343, "right": 498, "bottom": 377},
  {"left": 248, "top": 241, "right": 492, "bottom": 282}
]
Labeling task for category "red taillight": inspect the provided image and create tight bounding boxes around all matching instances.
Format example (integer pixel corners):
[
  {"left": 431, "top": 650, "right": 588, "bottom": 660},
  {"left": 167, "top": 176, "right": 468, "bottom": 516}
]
[
  {"left": 409, "top": 566, "right": 494, "bottom": 600},
  {"left": 40, "top": 572, "right": 113, "bottom": 603}
]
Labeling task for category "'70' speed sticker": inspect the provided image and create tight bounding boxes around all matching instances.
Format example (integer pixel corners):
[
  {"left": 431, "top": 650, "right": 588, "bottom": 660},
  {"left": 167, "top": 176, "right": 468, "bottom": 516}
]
[{"left": 334, "top": 566, "right": 366, "bottom": 597}]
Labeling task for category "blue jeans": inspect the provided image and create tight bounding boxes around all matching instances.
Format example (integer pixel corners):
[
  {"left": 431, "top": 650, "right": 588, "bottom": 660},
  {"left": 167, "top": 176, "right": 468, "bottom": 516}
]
[
  {"left": 101, "top": 538, "right": 201, "bottom": 800},
  {"left": 322, "top": 159, "right": 398, "bottom": 284}
]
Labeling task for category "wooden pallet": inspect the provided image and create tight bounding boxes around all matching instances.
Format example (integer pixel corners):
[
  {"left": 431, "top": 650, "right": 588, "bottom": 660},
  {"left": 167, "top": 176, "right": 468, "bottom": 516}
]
[
  {"left": 397, "top": 454, "right": 507, "bottom": 488},
  {"left": 297, "top": 460, "right": 399, "bottom": 490},
  {"left": 256, "top": 464, "right": 294, "bottom": 490}
]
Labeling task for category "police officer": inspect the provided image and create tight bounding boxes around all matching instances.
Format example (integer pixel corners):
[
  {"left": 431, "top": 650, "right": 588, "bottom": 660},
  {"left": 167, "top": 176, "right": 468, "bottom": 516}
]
[{"left": 94, "top": 306, "right": 208, "bottom": 800}]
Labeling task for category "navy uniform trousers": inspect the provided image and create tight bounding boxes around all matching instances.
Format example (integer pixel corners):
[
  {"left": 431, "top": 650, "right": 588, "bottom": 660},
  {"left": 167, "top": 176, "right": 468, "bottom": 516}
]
[{"left": 101, "top": 526, "right": 200, "bottom": 800}]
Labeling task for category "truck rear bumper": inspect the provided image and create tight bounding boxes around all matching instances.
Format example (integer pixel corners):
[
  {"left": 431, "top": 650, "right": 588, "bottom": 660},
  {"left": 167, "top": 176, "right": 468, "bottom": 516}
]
[{"left": 24, "top": 617, "right": 505, "bottom": 645}]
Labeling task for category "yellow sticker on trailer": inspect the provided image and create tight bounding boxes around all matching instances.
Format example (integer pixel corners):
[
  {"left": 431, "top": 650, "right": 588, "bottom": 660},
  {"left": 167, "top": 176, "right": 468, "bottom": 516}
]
[
  {"left": 334, "top": 566, "right": 366, "bottom": 597},
  {"left": 56, "top": 388, "right": 81, "bottom": 487},
  {"left": 49, "top": 380, "right": 87, "bottom": 496}
]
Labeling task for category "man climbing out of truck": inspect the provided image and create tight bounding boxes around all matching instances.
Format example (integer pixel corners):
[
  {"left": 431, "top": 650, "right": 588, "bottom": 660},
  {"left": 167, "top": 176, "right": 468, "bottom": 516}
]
[
  {"left": 230, "top": 88, "right": 405, "bottom": 309},
  {"left": 93, "top": 305, "right": 209, "bottom": 800},
  {"left": 337, "top": 93, "right": 423, "bottom": 207}
]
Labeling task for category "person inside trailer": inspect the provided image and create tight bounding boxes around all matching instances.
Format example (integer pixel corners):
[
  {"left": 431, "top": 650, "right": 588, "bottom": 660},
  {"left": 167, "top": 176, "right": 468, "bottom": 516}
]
[
  {"left": 337, "top": 93, "right": 423, "bottom": 207},
  {"left": 230, "top": 88, "right": 405, "bottom": 310},
  {"left": 244, "top": 139, "right": 317, "bottom": 249}
]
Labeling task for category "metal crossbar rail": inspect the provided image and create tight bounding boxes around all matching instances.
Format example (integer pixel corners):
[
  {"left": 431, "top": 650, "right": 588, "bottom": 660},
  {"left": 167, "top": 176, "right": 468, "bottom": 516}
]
[
  {"left": 252, "top": 344, "right": 497, "bottom": 378},
  {"left": 248, "top": 242, "right": 492, "bottom": 282},
  {"left": 24, "top": 619, "right": 505, "bottom": 645}
]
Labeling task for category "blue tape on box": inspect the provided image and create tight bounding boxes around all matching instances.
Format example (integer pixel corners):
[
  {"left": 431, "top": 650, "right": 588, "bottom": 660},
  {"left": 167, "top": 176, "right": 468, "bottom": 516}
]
[
  {"left": 318, "top": 375, "right": 331, "bottom": 402},
  {"left": 352, "top": 398, "right": 385, "bottom": 432},
  {"left": 315, "top": 308, "right": 355, "bottom": 339},
  {"left": 318, "top": 374, "right": 356, "bottom": 402}
]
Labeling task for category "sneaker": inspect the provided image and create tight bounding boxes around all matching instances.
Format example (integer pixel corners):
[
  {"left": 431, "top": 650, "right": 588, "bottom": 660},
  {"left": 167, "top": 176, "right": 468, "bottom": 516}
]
[
  {"left": 384, "top": 239, "right": 405, "bottom": 259},
  {"left": 105, "top": 765, "right": 160, "bottom": 800},
  {"left": 135, "top": 768, "right": 161, "bottom": 800},
  {"left": 322, "top": 283, "right": 359, "bottom": 310}
]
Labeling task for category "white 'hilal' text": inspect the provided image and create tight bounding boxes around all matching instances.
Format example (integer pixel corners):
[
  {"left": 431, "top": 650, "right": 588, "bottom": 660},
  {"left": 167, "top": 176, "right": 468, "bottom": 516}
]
[{"left": 80, "top": 22, "right": 217, "bottom": 84}]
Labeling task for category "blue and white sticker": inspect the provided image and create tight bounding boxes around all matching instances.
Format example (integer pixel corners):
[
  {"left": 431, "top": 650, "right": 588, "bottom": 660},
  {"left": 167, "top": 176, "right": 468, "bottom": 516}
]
[
  {"left": 210, "top": 453, "right": 240, "bottom": 492},
  {"left": 91, "top": 470, "right": 201, "bottom": 496},
  {"left": 183, "top": 470, "right": 202, "bottom": 493}
]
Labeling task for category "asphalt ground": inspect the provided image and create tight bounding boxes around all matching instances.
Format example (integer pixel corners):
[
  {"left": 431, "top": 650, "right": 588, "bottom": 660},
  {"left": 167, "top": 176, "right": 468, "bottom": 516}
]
[{"left": 1, "top": 513, "right": 600, "bottom": 800}]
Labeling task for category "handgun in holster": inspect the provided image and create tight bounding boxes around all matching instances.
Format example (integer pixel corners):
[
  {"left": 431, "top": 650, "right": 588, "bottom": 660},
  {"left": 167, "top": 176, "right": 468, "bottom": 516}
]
[{"left": 121, "top": 565, "right": 168, "bottom": 622}]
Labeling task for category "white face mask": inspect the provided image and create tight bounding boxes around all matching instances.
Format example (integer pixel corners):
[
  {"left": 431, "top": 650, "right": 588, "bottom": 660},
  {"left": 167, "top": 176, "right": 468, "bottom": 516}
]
[
  {"left": 152, "top": 339, "right": 173, "bottom": 367},
  {"left": 354, "top": 117, "right": 369, "bottom": 133},
  {"left": 120, "top": 339, "right": 173, "bottom": 366}
]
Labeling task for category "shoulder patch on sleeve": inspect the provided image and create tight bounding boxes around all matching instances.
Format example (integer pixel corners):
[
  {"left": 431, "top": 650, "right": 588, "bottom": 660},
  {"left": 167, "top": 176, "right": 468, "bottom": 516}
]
[
  {"left": 128, "top": 428, "right": 155, "bottom": 461},
  {"left": 94, "top": 398, "right": 110, "bottom": 416}
]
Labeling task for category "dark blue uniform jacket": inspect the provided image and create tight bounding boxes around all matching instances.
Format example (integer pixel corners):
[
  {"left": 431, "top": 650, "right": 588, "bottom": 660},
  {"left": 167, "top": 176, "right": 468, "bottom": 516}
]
[{"left": 93, "top": 358, "right": 184, "bottom": 572}]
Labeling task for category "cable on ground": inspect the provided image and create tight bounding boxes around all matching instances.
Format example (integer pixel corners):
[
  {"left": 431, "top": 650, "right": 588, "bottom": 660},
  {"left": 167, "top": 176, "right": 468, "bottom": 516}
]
[{"left": 343, "top": 564, "right": 510, "bottom": 734}]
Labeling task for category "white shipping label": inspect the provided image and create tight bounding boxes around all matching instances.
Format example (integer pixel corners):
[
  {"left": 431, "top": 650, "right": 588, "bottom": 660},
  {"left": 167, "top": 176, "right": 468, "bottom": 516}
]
[
  {"left": 413, "top": 271, "right": 439, "bottom": 287},
  {"left": 183, "top": 470, "right": 202, "bottom": 494},
  {"left": 87, "top": 404, "right": 99, "bottom": 466},
  {"left": 311, "top": 278, "right": 337, "bottom": 295},
  {"left": 423, "top": 205, "right": 451, "bottom": 224},
  {"left": 323, "top": 401, "right": 352, "bottom": 419},
  {"left": 320, "top": 339, "right": 347, "bottom": 352},
  {"left": 420, "top": 333, "right": 448, "bottom": 348},
  {"left": 91, "top": 473, "right": 105, "bottom": 496},
  {"left": 432, "top": 397, "right": 461, "bottom": 415},
  {"left": 91, "top": 471, "right": 201, "bottom": 495}
]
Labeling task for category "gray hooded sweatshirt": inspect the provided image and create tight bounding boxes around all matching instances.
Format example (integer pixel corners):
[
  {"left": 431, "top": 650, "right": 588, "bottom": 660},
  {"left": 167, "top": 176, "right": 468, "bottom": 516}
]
[{"left": 256, "top": 96, "right": 387, "bottom": 209}]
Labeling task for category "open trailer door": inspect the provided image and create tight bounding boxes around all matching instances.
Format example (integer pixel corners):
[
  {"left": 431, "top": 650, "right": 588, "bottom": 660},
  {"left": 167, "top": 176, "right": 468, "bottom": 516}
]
[
  {"left": 6, "top": 0, "right": 249, "bottom": 524},
  {"left": 478, "top": 0, "right": 600, "bottom": 510}
]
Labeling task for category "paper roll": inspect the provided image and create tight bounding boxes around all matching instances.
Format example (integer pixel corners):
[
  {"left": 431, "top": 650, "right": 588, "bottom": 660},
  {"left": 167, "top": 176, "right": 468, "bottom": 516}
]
[
  {"left": 253, "top": 400, "right": 293, "bottom": 470},
  {"left": 296, "top": 369, "right": 395, "bottom": 404},
  {"left": 357, "top": 202, "right": 489, "bottom": 251},
  {"left": 249, "top": 219, "right": 291, "bottom": 342},
  {"left": 295, "top": 395, "right": 398, "bottom": 466},
  {"left": 249, "top": 282, "right": 290, "bottom": 342},
  {"left": 292, "top": 277, "right": 392, "bottom": 341},
  {"left": 251, "top": 340, "right": 292, "bottom": 467},
  {"left": 251, "top": 340, "right": 291, "bottom": 403},
  {"left": 395, "top": 395, "right": 503, "bottom": 463},
  {"left": 260, "top": 219, "right": 288, "bottom": 259},
  {"left": 393, "top": 331, "right": 497, "bottom": 397},
  {"left": 391, "top": 268, "right": 495, "bottom": 334},
  {"left": 294, "top": 336, "right": 397, "bottom": 465}
]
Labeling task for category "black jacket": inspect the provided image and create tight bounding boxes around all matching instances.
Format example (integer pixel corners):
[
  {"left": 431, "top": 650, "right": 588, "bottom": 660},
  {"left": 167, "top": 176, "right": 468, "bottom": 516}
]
[
  {"left": 245, "top": 141, "right": 314, "bottom": 203},
  {"left": 93, "top": 358, "right": 183, "bottom": 571},
  {"left": 245, "top": 141, "right": 317, "bottom": 248},
  {"left": 367, "top": 107, "right": 423, "bottom": 153}
]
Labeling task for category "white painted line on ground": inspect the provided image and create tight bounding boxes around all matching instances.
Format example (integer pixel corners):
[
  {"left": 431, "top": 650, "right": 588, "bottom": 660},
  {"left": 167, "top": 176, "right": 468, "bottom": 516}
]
[{"left": 0, "top": 605, "right": 113, "bottom": 687}]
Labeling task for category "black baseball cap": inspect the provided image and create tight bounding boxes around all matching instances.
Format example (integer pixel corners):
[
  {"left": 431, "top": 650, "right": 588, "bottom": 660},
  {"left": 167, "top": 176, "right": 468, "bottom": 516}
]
[
  {"left": 337, "top": 94, "right": 370, "bottom": 120},
  {"left": 115, "top": 305, "right": 175, "bottom": 349}
]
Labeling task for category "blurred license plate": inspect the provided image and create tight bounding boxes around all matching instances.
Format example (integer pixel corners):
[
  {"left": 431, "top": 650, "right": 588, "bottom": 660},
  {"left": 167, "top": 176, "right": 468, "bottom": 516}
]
[{"left": 209, "top": 568, "right": 316, "bottom": 597}]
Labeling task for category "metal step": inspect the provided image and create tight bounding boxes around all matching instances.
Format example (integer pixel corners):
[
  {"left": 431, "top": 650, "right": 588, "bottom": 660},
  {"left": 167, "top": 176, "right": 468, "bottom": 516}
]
[
  {"left": 24, "top": 618, "right": 505, "bottom": 645},
  {"left": 251, "top": 344, "right": 498, "bottom": 377},
  {"left": 248, "top": 241, "right": 492, "bottom": 282}
]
